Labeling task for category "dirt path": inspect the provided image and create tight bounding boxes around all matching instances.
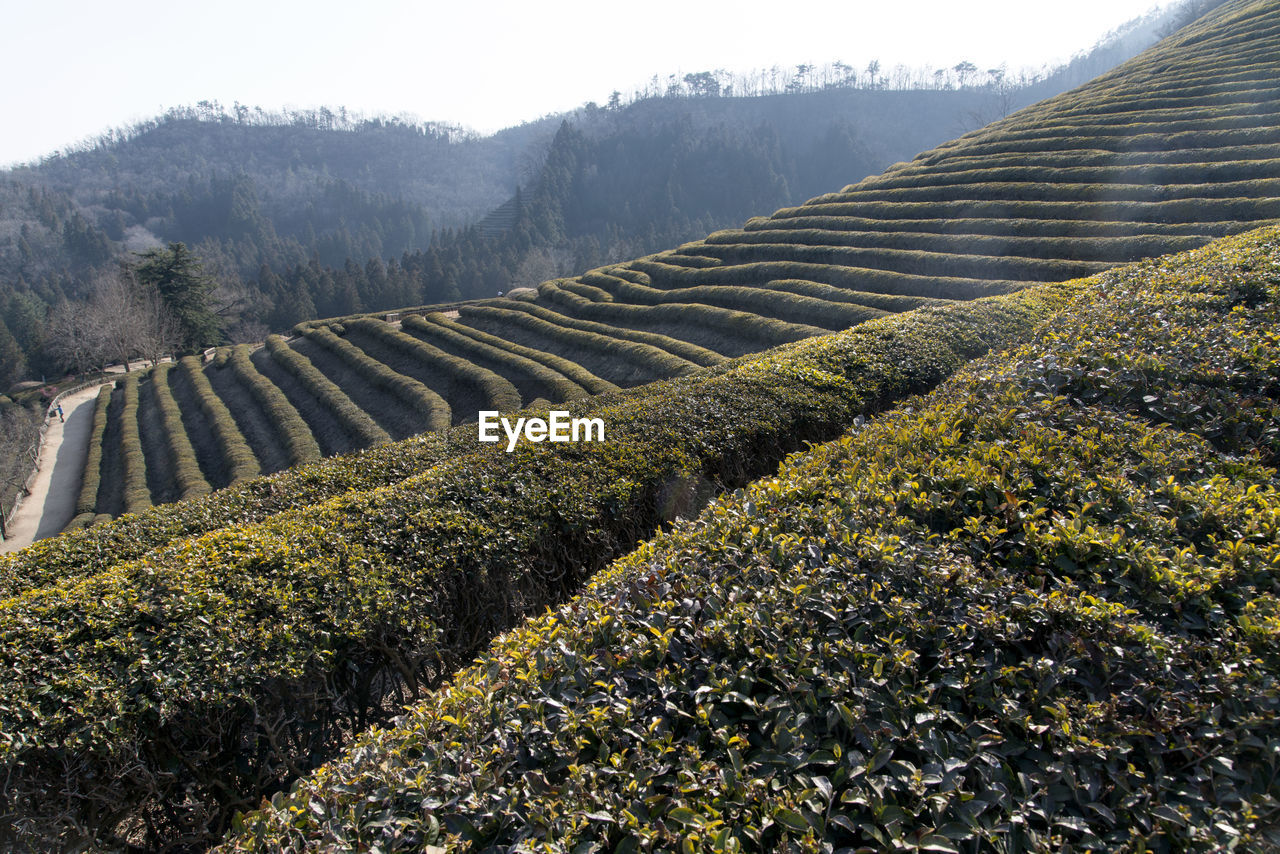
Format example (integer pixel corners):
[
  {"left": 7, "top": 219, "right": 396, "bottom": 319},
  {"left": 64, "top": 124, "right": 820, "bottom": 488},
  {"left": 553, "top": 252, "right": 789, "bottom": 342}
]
[{"left": 1, "top": 384, "right": 110, "bottom": 554}]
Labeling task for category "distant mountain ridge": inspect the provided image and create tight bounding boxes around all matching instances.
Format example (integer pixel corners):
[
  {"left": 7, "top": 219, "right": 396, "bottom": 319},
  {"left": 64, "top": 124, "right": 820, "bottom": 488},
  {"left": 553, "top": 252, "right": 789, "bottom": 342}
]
[
  {"left": 56, "top": 0, "right": 1280, "bottom": 528},
  {"left": 0, "top": 1, "right": 1201, "bottom": 389}
]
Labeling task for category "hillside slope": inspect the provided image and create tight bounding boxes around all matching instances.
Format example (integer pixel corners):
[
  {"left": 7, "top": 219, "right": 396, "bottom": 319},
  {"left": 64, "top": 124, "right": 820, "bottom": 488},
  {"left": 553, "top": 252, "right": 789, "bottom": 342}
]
[
  {"left": 221, "top": 222, "right": 1280, "bottom": 853},
  {"left": 0, "top": 250, "right": 1077, "bottom": 851},
  {"left": 0, "top": 72, "right": 1082, "bottom": 385},
  {"left": 0, "top": 1, "right": 1208, "bottom": 388},
  {"left": 66, "top": 0, "right": 1280, "bottom": 529},
  {"left": 3, "top": 4, "right": 1280, "bottom": 848}
]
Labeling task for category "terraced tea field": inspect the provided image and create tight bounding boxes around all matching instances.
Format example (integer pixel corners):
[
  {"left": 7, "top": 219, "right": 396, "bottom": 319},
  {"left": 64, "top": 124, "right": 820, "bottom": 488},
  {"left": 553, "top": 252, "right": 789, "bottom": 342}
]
[
  {"left": 5, "top": 3, "right": 1280, "bottom": 850},
  {"left": 225, "top": 221, "right": 1280, "bottom": 854},
  {"left": 69, "top": 0, "right": 1280, "bottom": 526}
]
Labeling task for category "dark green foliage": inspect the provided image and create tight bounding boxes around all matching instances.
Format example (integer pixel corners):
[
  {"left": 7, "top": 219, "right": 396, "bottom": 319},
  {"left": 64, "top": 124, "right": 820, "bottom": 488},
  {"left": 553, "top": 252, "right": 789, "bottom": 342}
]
[
  {"left": 221, "top": 224, "right": 1280, "bottom": 854},
  {"left": 4, "top": 19, "right": 1280, "bottom": 851},
  {"left": 302, "top": 326, "right": 451, "bottom": 432},
  {"left": 19, "top": 0, "right": 1280, "bottom": 522},
  {"left": 179, "top": 355, "right": 261, "bottom": 484},
  {"left": 133, "top": 242, "right": 221, "bottom": 352},
  {"left": 0, "top": 316, "right": 26, "bottom": 391},
  {"left": 224, "top": 344, "right": 322, "bottom": 467},
  {"left": 0, "top": 432, "right": 452, "bottom": 598},
  {"left": 345, "top": 317, "right": 523, "bottom": 415},
  {"left": 1, "top": 45, "right": 1142, "bottom": 377},
  {"left": 0, "top": 268, "right": 1074, "bottom": 851},
  {"left": 264, "top": 334, "right": 391, "bottom": 447}
]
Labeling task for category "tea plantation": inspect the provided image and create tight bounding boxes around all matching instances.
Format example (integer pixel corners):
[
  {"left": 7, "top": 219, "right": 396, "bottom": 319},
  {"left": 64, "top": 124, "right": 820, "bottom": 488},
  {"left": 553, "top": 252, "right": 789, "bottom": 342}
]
[
  {"left": 65, "top": 0, "right": 1280, "bottom": 525},
  {"left": 3, "top": 1, "right": 1279, "bottom": 850},
  {"left": 220, "top": 224, "right": 1280, "bottom": 853},
  {"left": 0, "top": 262, "right": 1078, "bottom": 849}
]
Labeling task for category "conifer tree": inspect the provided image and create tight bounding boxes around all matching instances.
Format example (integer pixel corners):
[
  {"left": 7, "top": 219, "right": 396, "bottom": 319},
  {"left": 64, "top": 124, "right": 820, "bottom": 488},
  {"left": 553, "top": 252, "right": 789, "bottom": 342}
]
[{"left": 133, "top": 243, "right": 220, "bottom": 353}]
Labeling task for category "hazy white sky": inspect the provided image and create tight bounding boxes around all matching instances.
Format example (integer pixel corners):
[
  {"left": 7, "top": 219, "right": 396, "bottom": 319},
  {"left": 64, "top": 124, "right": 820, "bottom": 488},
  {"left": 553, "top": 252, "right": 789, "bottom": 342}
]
[{"left": 1, "top": 0, "right": 1174, "bottom": 167}]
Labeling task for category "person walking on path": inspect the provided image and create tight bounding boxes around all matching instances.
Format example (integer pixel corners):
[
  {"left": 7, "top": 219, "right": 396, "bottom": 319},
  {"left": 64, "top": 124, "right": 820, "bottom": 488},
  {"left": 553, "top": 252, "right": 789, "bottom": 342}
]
[
  {"left": 55, "top": 403, "right": 64, "bottom": 422},
  {"left": 3, "top": 383, "right": 110, "bottom": 553}
]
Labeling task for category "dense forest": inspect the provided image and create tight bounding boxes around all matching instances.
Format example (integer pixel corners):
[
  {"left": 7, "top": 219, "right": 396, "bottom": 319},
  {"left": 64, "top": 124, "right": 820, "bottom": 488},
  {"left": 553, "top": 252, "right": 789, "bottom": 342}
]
[{"left": 0, "top": 0, "right": 1197, "bottom": 391}]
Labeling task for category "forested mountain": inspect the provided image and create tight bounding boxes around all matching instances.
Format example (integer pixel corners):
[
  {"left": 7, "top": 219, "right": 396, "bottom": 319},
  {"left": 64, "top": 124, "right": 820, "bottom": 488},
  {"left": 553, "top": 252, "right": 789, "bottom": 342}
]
[
  {"left": 0, "top": 0, "right": 1199, "bottom": 390},
  {"left": 52, "top": 0, "right": 1275, "bottom": 528}
]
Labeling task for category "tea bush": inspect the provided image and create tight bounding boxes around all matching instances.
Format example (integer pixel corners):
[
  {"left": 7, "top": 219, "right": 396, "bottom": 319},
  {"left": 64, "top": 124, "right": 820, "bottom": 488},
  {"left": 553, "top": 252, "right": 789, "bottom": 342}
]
[
  {"left": 631, "top": 256, "right": 1021, "bottom": 299},
  {"left": 264, "top": 334, "right": 391, "bottom": 447},
  {"left": 11, "top": 4, "right": 1280, "bottom": 845},
  {"left": 410, "top": 312, "right": 617, "bottom": 396},
  {"left": 750, "top": 278, "right": 947, "bottom": 311},
  {"left": 542, "top": 278, "right": 817, "bottom": 353},
  {"left": 771, "top": 197, "right": 1280, "bottom": 225},
  {"left": 302, "top": 326, "right": 451, "bottom": 432},
  {"left": 400, "top": 312, "right": 592, "bottom": 402},
  {"left": 578, "top": 271, "right": 890, "bottom": 330},
  {"left": 686, "top": 240, "right": 1110, "bottom": 284},
  {"left": 15, "top": 0, "right": 1274, "bottom": 588},
  {"left": 223, "top": 224, "right": 1280, "bottom": 854},
  {"left": 0, "top": 273, "right": 1073, "bottom": 850},
  {"left": 0, "top": 432, "right": 452, "bottom": 597},
  {"left": 179, "top": 355, "right": 261, "bottom": 484},
  {"left": 151, "top": 363, "right": 212, "bottom": 501},
  {"left": 754, "top": 214, "right": 1234, "bottom": 239},
  {"left": 345, "top": 317, "right": 523, "bottom": 414},
  {"left": 118, "top": 373, "right": 150, "bottom": 515},
  {"left": 459, "top": 304, "right": 699, "bottom": 386},
  {"left": 499, "top": 297, "right": 726, "bottom": 367},
  {"left": 67, "top": 383, "right": 113, "bottom": 529},
  {"left": 225, "top": 344, "right": 321, "bottom": 467},
  {"left": 709, "top": 227, "right": 1211, "bottom": 264}
]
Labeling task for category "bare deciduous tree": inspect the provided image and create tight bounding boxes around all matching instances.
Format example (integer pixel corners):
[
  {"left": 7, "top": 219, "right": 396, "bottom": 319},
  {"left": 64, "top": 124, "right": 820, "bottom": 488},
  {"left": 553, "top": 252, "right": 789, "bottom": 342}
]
[
  {"left": 44, "top": 267, "right": 184, "bottom": 375},
  {"left": 226, "top": 319, "right": 269, "bottom": 345},
  {"left": 511, "top": 247, "right": 575, "bottom": 290},
  {"left": 44, "top": 299, "right": 103, "bottom": 376},
  {"left": 91, "top": 270, "right": 141, "bottom": 371},
  {"left": 135, "top": 286, "right": 182, "bottom": 367}
]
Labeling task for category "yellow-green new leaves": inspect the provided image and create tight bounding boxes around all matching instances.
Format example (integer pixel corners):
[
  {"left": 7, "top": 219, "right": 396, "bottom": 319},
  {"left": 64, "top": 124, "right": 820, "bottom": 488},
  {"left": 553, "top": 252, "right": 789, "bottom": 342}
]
[
  {"left": 225, "top": 225, "right": 1280, "bottom": 854},
  {"left": 0, "top": 255, "right": 1075, "bottom": 850}
]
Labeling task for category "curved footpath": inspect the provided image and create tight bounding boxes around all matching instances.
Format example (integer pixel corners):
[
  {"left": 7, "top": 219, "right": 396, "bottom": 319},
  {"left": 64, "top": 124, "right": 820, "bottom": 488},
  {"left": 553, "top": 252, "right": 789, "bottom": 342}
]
[{"left": 1, "top": 383, "right": 109, "bottom": 554}]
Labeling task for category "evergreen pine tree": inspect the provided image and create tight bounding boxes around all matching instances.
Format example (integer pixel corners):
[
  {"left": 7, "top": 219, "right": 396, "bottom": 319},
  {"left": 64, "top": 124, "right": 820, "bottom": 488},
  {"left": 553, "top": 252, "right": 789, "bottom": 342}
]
[{"left": 133, "top": 243, "right": 221, "bottom": 353}]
